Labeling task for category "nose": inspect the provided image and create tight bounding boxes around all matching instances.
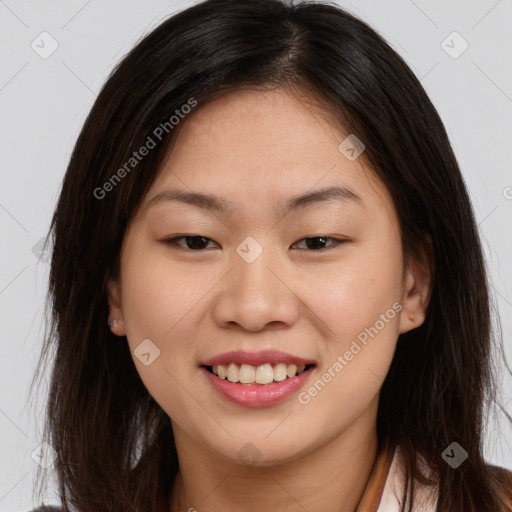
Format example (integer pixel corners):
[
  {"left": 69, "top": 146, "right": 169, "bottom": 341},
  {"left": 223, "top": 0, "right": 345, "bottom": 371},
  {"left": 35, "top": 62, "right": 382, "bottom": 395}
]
[{"left": 211, "top": 247, "right": 300, "bottom": 332}]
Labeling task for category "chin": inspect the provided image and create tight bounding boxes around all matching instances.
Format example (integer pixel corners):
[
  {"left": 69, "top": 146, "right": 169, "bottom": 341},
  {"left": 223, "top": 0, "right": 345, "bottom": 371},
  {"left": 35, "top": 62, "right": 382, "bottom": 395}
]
[{"left": 206, "top": 433, "right": 317, "bottom": 468}]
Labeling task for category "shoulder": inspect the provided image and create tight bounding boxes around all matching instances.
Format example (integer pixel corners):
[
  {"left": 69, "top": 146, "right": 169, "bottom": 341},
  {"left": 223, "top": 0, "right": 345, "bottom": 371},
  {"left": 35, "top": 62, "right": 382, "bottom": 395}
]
[
  {"left": 379, "top": 445, "right": 438, "bottom": 512},
  {"left": 488, "top": 463, "right": 512, "bottom": 506},
  {"left": 489, "top": 463, "right": 512, "bottom": 483},
  {"left": 28, "top": 507, "right": 63, "bottom": 512}
]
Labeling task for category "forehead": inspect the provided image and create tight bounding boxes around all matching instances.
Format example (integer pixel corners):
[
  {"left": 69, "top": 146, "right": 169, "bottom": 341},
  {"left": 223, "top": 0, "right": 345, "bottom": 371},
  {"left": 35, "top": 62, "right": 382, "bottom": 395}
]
[
  {"left": 173, "top": 87, "right": 348, "bottom": 162},
  {"left": 140, "top": 88, "right": 393, "bottom": 222}
]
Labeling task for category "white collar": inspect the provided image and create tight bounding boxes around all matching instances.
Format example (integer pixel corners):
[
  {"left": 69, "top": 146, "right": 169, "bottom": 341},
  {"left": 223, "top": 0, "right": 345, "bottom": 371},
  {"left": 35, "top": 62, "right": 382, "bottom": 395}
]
[{"left": 377, "top": 445, "right": 438, "bottom": 512}]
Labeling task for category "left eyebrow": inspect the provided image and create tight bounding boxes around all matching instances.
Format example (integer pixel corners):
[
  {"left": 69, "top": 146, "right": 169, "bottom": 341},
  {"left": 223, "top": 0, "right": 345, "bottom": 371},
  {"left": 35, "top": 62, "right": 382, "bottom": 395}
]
[
  {"left": 142, "top": 185, "right": 364, "bottom": 217},
  {"left": 282, "top": 185, "right": 364, "bottom": 215}
]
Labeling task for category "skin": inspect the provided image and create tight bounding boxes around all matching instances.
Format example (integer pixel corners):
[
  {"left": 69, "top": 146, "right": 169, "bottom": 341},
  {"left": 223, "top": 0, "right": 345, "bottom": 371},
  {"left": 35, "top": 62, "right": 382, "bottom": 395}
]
[{"left": 107, "top": 88, "right": 431, "bottom": 512}]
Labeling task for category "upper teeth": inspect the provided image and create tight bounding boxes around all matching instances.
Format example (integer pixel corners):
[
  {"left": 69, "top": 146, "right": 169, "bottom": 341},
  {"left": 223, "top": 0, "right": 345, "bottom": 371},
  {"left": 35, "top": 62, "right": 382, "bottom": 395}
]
[{"left": 212, "top": 363, "right": 307, "bottom": 384}]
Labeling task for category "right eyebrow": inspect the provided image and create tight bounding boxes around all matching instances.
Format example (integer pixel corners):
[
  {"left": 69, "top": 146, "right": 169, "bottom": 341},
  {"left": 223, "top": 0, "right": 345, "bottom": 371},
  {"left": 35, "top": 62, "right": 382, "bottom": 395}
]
[{"left": 142, "top": 184, "right": 364, "bottom": 217}]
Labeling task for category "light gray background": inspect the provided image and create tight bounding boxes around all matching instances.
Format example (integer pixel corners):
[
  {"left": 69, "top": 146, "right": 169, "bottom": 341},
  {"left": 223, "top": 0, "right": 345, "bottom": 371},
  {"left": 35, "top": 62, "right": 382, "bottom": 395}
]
[{"left": 1, "top": 0, "right": 511, "bottom": 510}]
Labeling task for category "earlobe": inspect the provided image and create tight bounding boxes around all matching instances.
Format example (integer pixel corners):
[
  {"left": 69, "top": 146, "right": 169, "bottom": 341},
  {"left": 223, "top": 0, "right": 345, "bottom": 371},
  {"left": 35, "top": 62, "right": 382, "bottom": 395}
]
[
  {"left": 398, "top": 234, "right": 433, "bottom": 334},
  {"left": 106, "top": 278, "right": 127, "bottom": 336}
]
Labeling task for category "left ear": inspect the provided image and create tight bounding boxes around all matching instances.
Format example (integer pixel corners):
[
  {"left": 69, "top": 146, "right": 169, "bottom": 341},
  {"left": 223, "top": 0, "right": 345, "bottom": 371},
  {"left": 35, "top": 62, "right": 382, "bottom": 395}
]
[
  {"left": 106, "top": 277, "right": 127, "bottom": 337},
  {"left": 399, "top": 233, "right": 434, "bottom": 334}
]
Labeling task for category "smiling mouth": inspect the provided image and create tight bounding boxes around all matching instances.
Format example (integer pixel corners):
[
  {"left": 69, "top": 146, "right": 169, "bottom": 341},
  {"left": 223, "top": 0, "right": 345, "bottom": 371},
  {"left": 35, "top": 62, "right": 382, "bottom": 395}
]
[{"left": 203, "top": 363, "right": 316, "bottom": 385}]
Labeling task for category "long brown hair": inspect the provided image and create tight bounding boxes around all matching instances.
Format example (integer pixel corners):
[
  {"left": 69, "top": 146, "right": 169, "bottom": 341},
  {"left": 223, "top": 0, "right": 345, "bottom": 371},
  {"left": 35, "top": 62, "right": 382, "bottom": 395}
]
[{"left": 30, "top": 0, "right": 512, "bottom": 510}]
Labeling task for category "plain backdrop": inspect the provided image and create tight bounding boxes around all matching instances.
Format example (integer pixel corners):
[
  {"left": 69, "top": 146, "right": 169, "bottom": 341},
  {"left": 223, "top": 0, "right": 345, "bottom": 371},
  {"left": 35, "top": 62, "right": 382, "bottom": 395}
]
[{"left": 0, "top": 0, "right": 511, "bottom": 510}]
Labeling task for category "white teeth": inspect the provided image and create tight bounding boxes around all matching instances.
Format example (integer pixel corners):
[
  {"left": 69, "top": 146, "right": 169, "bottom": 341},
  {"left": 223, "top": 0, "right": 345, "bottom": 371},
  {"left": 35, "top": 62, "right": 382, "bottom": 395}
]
[
  {"left": 210, "top": 362, "right": 310, "bottom": 384},
  {"left": 287, "top": 364, "right": 298, "bottom": 378},
  {"left": 273, "top": 363, "right": 288, "bottom": 382},
  {"left": 226, "top": 363, "right": 239, "bottom": 383},
  {"left": 255, "top": 364, "right": 274, "bottom": 384},
  {"left": 239, "top": 364, "right": 256, "bottom": 383}
]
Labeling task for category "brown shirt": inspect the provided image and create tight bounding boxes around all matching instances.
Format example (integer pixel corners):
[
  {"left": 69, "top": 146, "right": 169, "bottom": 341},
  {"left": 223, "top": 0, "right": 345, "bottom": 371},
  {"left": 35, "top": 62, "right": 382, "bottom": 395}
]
[{"left": 355, "top": 439, "right": 398, "bottom": 512}]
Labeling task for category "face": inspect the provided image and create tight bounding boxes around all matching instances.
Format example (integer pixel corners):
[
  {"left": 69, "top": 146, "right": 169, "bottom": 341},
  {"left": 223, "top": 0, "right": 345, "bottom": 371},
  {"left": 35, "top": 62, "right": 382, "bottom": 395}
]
[{"left": 107, "top": 88, "right": 430, "bottom": 466}]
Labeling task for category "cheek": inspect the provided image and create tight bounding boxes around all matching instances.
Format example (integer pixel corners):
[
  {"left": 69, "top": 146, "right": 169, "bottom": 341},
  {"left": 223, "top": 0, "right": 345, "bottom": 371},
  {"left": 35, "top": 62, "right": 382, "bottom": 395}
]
[
  {"left": 298, "top": 334, "right": 395, "bottom": 440},
  {"left": 121, "top": 256, "right": 211, "bottom": 342},
  {"left": 298, "top": 236, "right": 403, "bottom": 420},
  {"left": 118, "top": 252, "right": 213, "bottom": 419},
  {"left": 296, "top": 238, "right": 403, "bottom": 343}
]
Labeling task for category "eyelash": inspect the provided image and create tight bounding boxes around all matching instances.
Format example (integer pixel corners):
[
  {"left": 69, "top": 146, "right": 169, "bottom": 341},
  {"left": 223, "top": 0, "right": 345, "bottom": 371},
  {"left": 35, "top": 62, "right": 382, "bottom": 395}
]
[{"left": 163, "top": 235, "right": 347, "bottom": 251}]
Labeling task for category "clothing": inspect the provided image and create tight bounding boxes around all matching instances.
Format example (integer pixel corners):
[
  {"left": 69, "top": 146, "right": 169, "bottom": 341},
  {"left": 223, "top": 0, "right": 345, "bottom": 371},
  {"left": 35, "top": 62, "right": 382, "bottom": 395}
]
[
  {"left": 28, "top": 446, "right": 512, "bottom": 512},
  {"left": 27, "top": 448, "right": 434, "bottom": 512},
  {"left": 27, "top": 508, "right": 62, "bottom": 512},
  {"left": 355, "top": 441, "right": 438, "bottom": 512}
]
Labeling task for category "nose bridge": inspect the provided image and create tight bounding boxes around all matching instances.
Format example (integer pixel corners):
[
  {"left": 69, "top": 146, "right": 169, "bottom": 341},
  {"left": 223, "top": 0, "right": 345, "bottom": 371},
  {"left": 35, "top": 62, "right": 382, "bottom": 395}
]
[
  {"left": 212, "top": 234, "right": 299, "bottom": 331},
  {"left": 233, "top": 234, "right": 282, "bottom": 304},
  {"left": 235, "top": 240, "right": 274, "bottom": 291}
]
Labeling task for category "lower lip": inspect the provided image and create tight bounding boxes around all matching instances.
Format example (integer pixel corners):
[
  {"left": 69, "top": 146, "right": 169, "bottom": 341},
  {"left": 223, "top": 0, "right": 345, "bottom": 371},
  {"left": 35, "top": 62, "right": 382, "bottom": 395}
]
[{"left": 200, "top": 366, "right": 315, "bottom": 408}]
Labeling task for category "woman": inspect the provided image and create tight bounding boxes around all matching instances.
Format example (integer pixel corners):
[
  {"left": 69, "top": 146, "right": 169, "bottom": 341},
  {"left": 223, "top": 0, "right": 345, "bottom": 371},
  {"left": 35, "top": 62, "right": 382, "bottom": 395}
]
[{"left": 30, "top": 0, "right": 512, "bottom": 511}]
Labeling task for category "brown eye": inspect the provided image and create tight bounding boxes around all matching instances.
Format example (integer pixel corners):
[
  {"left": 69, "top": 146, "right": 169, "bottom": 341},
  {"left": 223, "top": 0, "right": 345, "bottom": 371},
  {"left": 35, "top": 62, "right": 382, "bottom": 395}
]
[
  {"left": 165, "top": 235, "right": 219, "bottom": 250},
  {"left": 292, "top": 236, "right": 345, "bottom": 250}
]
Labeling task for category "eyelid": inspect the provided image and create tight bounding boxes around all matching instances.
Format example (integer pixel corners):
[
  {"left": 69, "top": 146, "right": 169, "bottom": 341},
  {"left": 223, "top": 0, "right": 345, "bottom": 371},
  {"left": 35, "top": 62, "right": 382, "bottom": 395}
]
[
  {"left": 292, "top": 236, "right": 346, "bottom": 250},
  {"left": 163, "top": 234, "right": 348, "bottom": 251},
  {"left": 164, "top": 235, "right": 220, "bottom": 249}
]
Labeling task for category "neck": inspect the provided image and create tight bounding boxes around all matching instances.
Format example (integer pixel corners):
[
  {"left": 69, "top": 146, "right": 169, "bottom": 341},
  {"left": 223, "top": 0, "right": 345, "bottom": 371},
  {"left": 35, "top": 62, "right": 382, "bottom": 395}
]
[{"left": 169, "top": 399, "right": 380, "bottom": 512}]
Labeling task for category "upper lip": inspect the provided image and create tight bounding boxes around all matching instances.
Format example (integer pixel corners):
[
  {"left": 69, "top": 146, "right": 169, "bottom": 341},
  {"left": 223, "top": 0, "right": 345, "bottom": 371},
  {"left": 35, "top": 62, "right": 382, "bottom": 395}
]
[{"left": 201, "top": 350, "right": 317, "bottom": 367}]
